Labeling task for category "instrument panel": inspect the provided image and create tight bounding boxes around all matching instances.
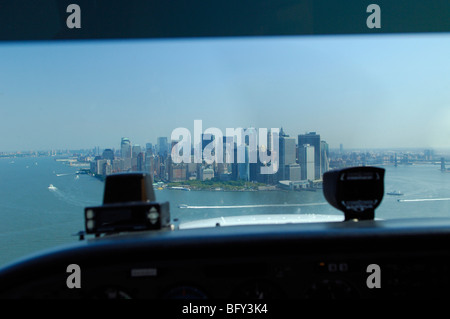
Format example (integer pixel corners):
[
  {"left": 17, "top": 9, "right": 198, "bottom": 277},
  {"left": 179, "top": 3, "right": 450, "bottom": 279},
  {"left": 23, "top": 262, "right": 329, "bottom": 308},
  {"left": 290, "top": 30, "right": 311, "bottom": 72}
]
[{"left": 1, "top": 218, "right": 450, "bottom": 299}]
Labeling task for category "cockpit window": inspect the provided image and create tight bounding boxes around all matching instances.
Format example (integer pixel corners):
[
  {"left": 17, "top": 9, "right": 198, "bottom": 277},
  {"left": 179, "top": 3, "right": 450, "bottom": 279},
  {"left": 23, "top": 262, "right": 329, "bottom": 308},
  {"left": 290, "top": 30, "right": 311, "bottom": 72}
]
[{"left": 1, "top": 33, "right": 450, "bottom": 266}]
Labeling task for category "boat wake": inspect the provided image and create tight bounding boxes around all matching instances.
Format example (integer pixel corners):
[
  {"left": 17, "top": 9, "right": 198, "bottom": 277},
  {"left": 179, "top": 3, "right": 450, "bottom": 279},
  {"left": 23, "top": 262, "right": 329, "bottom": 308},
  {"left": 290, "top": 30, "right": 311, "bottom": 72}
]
[
  {"left": 47, "top": 184, "right": 95, "bottom": 207},
  {"left": 398, "top": 197, "right": 450, "bottom": 203},
  {"left": 178, "top": 203, "right": 328, "bottom": 209}
]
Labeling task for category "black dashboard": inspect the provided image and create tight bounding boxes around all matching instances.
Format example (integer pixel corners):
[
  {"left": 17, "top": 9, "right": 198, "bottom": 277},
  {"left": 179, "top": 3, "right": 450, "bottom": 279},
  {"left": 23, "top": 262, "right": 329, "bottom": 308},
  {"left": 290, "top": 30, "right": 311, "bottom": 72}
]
[{"left": 2, "top": 217, "right": 450, "bottom": 299}]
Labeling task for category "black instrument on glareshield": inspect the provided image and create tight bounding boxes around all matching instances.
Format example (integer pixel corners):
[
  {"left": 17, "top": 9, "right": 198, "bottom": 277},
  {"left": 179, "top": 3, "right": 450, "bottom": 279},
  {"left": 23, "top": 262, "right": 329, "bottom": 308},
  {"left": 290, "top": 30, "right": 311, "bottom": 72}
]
[
  {"left": 323, "top": 166, "right": 385, "bottom": 221},
  {"left": 83, "top": 173, "right": 171, "bottom": 238}
]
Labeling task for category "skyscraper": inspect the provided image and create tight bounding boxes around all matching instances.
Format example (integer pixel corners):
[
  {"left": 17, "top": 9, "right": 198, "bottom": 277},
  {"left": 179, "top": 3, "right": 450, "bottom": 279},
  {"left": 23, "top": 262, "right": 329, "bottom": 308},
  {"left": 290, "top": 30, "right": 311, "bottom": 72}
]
[
  {"left": 132, "top": 144, "right": 142, "bottom": 158},
  {"left": 120, "top": 138, "right": 132, "bottom": 171},
  {"left": 202, "top": 133, "right": 214, "bottom": 154},
  {"left": 102, "top": 149, "right": 115, "bottom": 162},
  {"left": 237, "top": 144, "right": 250, "bottom": 181},
  {"left": 121, "top": 138, "right": 132, "bottom": 158},
  {"left": 299, "top": 144, "right": 315, "bottom": 181},
  {"left": 298, "top": 132, "right": 320, "bottom": 180},
  {"left": 157, "top": 137, "right": 169, "bottom": 158},
  {"left": 137, "top": 152, "right": 145, "bottom": 171},
  {"left": 320, "top": 140, "right": 329, "bottom": 175},
  {"left": 279, "top": 134, "right": 296, "bottom": 180},
  {"left": 145, "top": 154, "right": 156, "bottom": 176}
]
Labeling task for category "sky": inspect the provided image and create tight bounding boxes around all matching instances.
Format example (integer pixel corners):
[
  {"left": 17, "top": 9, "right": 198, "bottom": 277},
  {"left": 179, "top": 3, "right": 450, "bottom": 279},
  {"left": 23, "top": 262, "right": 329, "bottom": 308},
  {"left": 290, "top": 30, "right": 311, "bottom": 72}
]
[{"left": 1, "top": 33, "right": 450, "bottom": 152}]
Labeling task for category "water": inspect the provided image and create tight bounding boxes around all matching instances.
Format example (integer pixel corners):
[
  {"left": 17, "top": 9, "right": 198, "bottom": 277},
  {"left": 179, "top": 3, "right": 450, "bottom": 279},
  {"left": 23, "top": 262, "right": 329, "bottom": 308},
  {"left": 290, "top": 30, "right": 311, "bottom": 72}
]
[
  {"left": 1, "top": 157, "right": 450, "bottom": 267},
  {"left": 0, "top": 157, "right": 103, "bottom": 266}
]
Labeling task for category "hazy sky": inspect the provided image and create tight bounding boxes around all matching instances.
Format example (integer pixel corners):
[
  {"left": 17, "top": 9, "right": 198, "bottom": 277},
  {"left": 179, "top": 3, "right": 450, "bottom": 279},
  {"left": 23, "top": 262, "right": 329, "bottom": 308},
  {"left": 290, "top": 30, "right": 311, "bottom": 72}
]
[{"left": 1, "top": 33, "right": 450, "bottom": 152}]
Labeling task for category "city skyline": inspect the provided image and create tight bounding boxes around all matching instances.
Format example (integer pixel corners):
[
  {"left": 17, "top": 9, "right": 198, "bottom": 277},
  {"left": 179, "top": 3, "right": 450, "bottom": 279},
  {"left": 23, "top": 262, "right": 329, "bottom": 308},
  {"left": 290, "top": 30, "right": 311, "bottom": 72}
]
[
  {"left": 81, "top": 132, "right": 448, "bottom": 188},
  {"left": 3, "top": 142, "right": 450, "bottom": 155},
  {"left": 2, "top": 132, "right": 447, "bottom": 187},
  {"left": 87, "top": 130, "right": 326, "bottom": 186},
  {"left": 1, "top": 34, "right": 450, "bottom": 152}
]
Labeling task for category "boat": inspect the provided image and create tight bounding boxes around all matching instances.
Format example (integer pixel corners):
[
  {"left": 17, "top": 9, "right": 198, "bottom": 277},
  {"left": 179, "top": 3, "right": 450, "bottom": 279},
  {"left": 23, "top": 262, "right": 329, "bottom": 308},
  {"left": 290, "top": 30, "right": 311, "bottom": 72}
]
[
  {"left": 170, "top": 186, "right": 190, "bottom": 191},
  {"left": 48, "top": 184, "right": 57, "bottom": 190},
  {"left": 178, "top": 204, "right": 189, "bottom": 208},
  {"left": 387, "top": 190, "right": 403, "bottom": 196}
]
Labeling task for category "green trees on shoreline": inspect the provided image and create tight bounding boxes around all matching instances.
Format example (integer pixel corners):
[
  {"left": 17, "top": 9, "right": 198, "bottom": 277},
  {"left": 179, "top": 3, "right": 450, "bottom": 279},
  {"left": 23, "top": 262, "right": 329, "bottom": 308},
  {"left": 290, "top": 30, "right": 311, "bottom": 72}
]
[{"left": 167, "top": 178, "right": 266, "bottom": 191}]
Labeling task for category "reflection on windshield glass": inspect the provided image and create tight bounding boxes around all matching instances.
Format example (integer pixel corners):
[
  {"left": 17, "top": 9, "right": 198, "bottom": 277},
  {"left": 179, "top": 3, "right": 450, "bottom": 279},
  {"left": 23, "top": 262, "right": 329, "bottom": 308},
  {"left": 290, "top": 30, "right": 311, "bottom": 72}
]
[{"left": 1, "top": 34, "right": 450, "bottom": 265}]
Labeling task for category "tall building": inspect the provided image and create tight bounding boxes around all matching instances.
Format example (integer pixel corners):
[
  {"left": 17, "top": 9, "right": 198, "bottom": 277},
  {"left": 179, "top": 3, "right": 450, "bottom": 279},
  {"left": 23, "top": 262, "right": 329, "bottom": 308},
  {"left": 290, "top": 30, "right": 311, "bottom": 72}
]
[
  {"left": 158, "top": 162, "right": 166, "bottom": 181},
  {"left": 229, "top": 129, "right": 256, "bottom": 182},
  {"left": 320, "top": 141, "right": 330, "bottom": 176},
  {"left": 112, "top": 158, "right": 124, "bottom": 173},
  {"left": 231, "top": 142, "right": 238, "bottom": 181},
  {"left": 137, "top": 152, "right": 145, "bottom": 171},
  {"left": 102, "top": 149, "right": 114, "bottom": 162},
  {"left": 120, "top": 138, "right": 132, "bottom": 171},
  {"left": 279, "top": 131, "right": 296, "bottom": 180},
  {"left": 94, "top": 159, "right": 112, "bottom": 176},
  {"left": 132, "top": 144, "right": 142, "bottom": 158},
  {"left": 298, "top": 132, "right": 321, "bottom": 180},
  {"left": 157, "top": 137, "right": 169, "bottom": 158},
  {"left": 237, "top": 145, "right": 250, "bottom": 181},
  {"left": 145, "top": 154, "right": 155, "bottom": 176},
  {"left": 266, "top": 129, "right": 272, "bottom": 153},
  {"left": 267, "top": 128, "right": 278, "bottom": 152},
  {"left": 131, "top": 145, "right": 141, "bottom": 171},
  {"left": 121, "top": 138, "right": 132, "bottom": 158},
  {"left": 286, "top": 164, "right": 301, "bottom": 181},
  {"left": 249, "top": 158, "right": 262, "bottom": 182},
  {"left": 202, "top": 133, "right": 214, "bottom": 154},
  {"left": 299, "top": 144, "right": 315, "bottom": 181},
  {"left": 221, "top": 135, "right": 234, "bottom": 180}
]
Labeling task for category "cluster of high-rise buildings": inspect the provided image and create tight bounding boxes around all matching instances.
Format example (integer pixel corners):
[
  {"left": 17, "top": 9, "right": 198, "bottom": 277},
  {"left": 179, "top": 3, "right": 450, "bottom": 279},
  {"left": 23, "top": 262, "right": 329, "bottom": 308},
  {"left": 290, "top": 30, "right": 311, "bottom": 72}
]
[{"left": 89, "top": 130, "right": 330, "bottom": 188}]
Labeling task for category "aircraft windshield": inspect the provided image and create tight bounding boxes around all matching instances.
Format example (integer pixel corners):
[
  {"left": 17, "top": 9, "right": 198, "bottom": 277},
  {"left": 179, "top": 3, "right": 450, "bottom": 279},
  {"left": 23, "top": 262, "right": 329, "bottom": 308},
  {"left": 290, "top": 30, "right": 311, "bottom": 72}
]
[{"left": 1, "top": 34, "right": 450, "bottom": 265}]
